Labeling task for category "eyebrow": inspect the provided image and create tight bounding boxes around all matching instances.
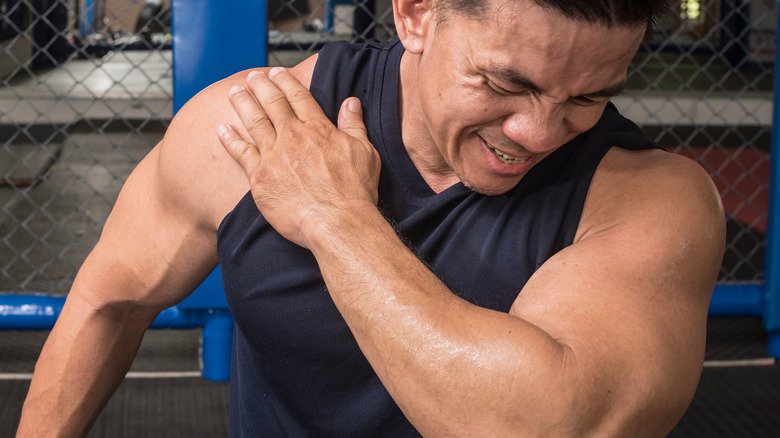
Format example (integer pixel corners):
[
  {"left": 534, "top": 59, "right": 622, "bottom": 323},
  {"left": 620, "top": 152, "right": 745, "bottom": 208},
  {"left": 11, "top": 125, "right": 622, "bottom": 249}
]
[{"left": 486, "top": 64, "right": 627, "bottom": 99}]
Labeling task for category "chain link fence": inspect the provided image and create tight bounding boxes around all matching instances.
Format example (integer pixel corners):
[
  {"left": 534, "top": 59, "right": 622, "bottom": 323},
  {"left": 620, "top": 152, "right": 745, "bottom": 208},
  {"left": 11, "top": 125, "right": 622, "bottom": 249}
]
[
  {"left": 1, "top": 0, "right": 171, "bottom": 295},
  {"left": 0, "top": 0, "right": 776, "bottom": 297},
  {"left": 621, "top": 0, "right": 775, "bottom": 282}
]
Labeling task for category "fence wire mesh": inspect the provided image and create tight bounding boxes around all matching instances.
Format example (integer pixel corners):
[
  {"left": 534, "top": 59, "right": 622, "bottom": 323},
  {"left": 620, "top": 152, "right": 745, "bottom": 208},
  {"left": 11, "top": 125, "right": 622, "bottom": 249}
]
[
  {"left": 0, "top": 0, "right": 776, "bottom": 298},
  {"left": 1, "top": 0, "right": 171, "bottom": 294},
  {"left": 622, "top": 0, "right": 775, "bottom": 282}
]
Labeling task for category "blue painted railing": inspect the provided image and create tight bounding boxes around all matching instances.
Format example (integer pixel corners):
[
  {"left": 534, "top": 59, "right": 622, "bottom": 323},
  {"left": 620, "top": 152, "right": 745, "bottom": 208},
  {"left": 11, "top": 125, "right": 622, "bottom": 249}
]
[{"left": 0, "top": 292, "right": 232, "bottom": 379}]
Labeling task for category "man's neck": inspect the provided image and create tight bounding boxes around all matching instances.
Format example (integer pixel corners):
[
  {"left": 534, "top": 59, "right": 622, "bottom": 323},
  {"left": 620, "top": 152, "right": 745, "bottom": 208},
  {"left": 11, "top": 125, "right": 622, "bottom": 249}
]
[{"left": 398, "top": 52, "right": 462, "bottom": 194}]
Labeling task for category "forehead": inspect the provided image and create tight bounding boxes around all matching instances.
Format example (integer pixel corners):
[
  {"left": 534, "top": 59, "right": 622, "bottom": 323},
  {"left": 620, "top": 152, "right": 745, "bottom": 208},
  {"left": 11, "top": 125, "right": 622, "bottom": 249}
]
[{"left": 442, "top": 0, "right": 645, "bottom": 91}]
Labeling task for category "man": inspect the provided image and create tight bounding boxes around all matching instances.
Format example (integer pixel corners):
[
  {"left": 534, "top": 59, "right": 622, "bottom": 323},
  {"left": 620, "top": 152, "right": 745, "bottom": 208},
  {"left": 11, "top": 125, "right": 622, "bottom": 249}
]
[{"left": 18, "top": 0, "right": 725, "bottom": 435}]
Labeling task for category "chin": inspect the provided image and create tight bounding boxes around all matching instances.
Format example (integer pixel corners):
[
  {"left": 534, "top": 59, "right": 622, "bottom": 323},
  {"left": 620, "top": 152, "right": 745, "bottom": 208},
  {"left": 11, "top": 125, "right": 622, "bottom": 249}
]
[{"left": 462, "top": 178, "right": 519, "bottom": 196}]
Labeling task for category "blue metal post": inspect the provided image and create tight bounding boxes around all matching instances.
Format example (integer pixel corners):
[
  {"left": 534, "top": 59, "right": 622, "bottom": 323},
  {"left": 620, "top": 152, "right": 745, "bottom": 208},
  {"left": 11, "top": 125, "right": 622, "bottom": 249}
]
[
  {"left": 79, "top": 0, "right": 95, "bottom": 37},
  {"left": 201, "top": 312, "right": 235, "bottom": 380},
  {"left": 171, "top": 0, "right": 267, "bottom": 380},
  {"left": 0, "top": 294, "right": 65, "bottom": 329},
  {"left": 762, "top": 0, "right": 780, "bottom": 357},
  {"left": 172, "top": 0, "right": 268, "bottom": 111}
]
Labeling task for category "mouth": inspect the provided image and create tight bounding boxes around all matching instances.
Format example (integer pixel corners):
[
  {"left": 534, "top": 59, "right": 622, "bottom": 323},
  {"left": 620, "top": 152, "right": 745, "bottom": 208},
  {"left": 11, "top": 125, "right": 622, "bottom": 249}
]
[{"left": 479, "top": 136, "right": 531, "bottom": 164}]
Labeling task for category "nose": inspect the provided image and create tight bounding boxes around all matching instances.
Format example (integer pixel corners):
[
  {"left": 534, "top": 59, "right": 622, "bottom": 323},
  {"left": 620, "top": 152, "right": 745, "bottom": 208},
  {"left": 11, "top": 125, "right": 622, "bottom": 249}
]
[{"left": 502, "top": 103, "right": 568, "bottom": 154}]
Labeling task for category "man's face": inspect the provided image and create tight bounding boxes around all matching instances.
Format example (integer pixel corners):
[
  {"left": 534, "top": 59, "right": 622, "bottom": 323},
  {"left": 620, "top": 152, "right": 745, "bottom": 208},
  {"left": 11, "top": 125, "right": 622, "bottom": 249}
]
[{"left": 408, "top": 0, "right": 646, "bottom": 195}]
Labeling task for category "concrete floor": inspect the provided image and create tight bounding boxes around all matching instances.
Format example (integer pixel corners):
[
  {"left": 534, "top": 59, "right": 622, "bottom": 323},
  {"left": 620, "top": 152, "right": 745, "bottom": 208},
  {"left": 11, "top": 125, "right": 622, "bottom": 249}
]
[
  {"left": 1, "top": 318, "right": 778, "bottom": 437},
  {"left": 0, "top": 38, "right": 774, "bottom": 126}
]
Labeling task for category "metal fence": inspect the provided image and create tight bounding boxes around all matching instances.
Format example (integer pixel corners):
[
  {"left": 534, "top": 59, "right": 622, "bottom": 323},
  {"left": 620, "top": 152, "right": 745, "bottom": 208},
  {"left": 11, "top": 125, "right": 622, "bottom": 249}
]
[
  {"left": 0, "top": 2, "right": 776, "bottom": 306},
  {"left": 623, "top": 0, "right": 776, "bottom": 284},
  {"left": 1, "top": 0, "right": 171, "bottom": 295}
]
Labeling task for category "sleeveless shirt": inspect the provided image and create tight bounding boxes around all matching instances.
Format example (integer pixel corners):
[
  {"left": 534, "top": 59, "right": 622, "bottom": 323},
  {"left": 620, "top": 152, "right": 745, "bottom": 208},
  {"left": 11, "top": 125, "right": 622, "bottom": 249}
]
[{"left": 217, "top": 38, "right": 658, "bottom": 436}]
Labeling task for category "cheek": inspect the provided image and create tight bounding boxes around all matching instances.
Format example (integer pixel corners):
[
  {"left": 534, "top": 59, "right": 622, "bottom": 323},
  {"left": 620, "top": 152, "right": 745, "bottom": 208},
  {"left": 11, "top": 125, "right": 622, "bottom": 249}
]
[
  {"left": 431, "top": 87, "right": 491, "bottom": 129},
  {"left": 449, "top": 88, "right": 502, "bottom": 127},
  {"left": 567, "top": 105, "right": 608, "bottom": 133}
]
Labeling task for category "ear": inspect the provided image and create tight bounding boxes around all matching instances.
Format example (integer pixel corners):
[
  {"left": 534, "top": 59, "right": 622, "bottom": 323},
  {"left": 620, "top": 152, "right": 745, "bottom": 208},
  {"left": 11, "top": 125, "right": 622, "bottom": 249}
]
[{"left": 392, "top": 0, "right": 434, "bottom": 54}]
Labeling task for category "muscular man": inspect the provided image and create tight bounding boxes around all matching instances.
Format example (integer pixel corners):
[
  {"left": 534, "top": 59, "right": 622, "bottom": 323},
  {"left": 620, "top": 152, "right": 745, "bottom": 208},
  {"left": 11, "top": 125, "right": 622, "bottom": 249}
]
[{"left": 18, "top": 0, "right": 725, "bottom": 435}]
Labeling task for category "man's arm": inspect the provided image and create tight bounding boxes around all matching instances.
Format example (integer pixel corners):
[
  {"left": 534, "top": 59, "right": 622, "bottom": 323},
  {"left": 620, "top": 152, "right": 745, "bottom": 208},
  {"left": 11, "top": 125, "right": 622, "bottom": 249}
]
[
  {"left": 321, "top": 153, "right": 723, "bottom": 436},
  {"left": 16, "top": 140, "right": 220, "bottom": 436},
  {"left": 219, "top": 69, "right": 725, "bottom": 436},
  {"left": 305, "top": 150, "right": 722, "bottom": 436},
  {"left": 15, "top": 58, "right": 317, "bottom": 436}
]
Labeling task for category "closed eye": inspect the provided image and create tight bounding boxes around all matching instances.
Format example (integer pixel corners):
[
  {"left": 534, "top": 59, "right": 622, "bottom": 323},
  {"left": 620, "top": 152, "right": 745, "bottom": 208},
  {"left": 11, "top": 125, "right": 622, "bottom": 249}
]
[
  {"left": 571, "top": 96, "right": 599, "bottom": 105},
  {"left": 485, "top": 79, "right": 529, "bottom": 97},
  {"left": 486, "top": 80, "right": 512, "bottom": 95},
  {"left": 572, "top": 87, "right": 626, "bottom": 105}
]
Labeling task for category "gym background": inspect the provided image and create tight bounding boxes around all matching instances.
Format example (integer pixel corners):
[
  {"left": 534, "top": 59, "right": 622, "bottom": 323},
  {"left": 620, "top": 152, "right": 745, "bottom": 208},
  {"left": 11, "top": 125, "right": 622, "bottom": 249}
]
[{"left": 1, "top": 0, "right": 778, "bottom": 436}]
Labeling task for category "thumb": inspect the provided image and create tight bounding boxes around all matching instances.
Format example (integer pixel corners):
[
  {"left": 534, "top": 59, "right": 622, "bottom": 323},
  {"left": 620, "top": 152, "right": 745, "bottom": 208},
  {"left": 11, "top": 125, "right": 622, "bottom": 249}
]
[{"left": 337, "top": 97, "right": 369, "bottom": 142}]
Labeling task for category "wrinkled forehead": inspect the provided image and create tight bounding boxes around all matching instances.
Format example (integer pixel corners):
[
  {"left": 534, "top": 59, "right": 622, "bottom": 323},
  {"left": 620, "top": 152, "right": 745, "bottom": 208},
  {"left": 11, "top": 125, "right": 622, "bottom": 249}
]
[
  {"left": 438, "top": 2, "right": 646, "bottom": 94},
  {"left": 434, "top": 0, "right": 652, "bottom": 29},
  {"left": 447, "top": 2, "right": 645, "bottom": 58}
]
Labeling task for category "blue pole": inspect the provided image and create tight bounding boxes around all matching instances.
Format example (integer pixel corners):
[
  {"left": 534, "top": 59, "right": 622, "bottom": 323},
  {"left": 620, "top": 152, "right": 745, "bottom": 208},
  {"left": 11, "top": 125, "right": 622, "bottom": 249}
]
[
  {"left": 172, "top": 0, "right": 268, "bottom": 112},
  {"left": 0, "top": 294, "right": 64, "bottom": 330},
  {"left": 79, "top": 0, "right": 95, "bottom": 37},
  {"left": 171, "top": 0, "right": 267, "bottom": 380},
  {"left": 201, "top": 312, "right": 235, "bottom": 380},
  {"left": 709, "top": 283, "right": 763, "bottom": 316},
  {"left": 763, "top": 0, "right": 780, "bottom": 357}
]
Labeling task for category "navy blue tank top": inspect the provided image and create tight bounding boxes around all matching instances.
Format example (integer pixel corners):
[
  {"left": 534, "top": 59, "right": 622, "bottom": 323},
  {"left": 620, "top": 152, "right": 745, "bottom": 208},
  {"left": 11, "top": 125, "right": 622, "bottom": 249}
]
[{"left": 217, "top": 39, "right": 658, "bottom": 436}]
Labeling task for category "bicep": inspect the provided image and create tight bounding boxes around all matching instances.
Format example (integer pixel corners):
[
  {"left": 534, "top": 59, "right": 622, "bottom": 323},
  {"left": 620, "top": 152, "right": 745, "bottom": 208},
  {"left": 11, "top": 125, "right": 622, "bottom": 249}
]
[
  {"left": 510, "top": 231, "right": 709, "bottom": 433},
  {"left": 73, "top": 142, "right": 220, "bottom": 313},
  {"left": 508, "top": 153, "right": 724, "bottom": 432}
]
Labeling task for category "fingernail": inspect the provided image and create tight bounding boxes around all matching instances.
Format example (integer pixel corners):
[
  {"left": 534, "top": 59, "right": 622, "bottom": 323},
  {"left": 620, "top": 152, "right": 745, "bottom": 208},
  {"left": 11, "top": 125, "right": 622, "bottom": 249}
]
[
  {"left": 247, "top": 70, "right": 263, "bottom": 80},
  {"left": 347, "top": 98, "right": 361, "bottom": 113},
  {"left": 269, "top": 67, "right": 285, "bottom": 77},
  {"left": 229, "top": 85, "right": 245, "bottom": 95},
  {"left": 217, "top": 124, "right": 229, "bottom": 136}
]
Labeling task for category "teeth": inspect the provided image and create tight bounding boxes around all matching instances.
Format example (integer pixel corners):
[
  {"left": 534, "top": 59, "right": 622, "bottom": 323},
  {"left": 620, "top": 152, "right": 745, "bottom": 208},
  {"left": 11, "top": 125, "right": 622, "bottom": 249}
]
[{"left": 489, "top": 146, "right": 526, "bottom": 164}]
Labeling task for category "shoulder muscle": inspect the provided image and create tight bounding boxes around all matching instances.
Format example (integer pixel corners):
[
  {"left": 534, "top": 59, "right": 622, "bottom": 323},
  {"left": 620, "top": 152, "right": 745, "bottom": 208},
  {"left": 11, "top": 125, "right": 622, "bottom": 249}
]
[{"left": 155, "top": 54, "right": 320, "bottom": 229}]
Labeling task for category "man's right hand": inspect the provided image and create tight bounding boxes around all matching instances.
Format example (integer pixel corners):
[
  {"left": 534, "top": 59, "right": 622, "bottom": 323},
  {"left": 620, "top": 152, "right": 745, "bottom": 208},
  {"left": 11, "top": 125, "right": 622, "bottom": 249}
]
[{"left": 218, "top": 67, "right": 381, "bottom": 249}]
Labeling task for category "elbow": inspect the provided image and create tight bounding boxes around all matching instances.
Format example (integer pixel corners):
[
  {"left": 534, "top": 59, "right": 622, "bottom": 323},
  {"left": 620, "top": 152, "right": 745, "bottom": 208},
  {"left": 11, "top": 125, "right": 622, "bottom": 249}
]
[
  {"left": 68, "top": 287, "right": 160, "bottom": 331},
  {"left": 68, "top": 264, "right": 163, "bottom": 330},
  {"left": 556, "top": 363, "right": 700, "bottom": 437},
  {"left": 438, "top": 343, "right": 592, "bottom": 436},
  {"left": 493, "top": 346, "right": 656, "bottom": 437}
]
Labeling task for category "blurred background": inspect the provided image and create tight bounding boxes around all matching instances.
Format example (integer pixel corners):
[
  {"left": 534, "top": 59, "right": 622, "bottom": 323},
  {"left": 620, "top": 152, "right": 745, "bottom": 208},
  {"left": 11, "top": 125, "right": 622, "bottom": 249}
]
[{"left": 0, "top": 0, "right": 778, "bottom": 436}]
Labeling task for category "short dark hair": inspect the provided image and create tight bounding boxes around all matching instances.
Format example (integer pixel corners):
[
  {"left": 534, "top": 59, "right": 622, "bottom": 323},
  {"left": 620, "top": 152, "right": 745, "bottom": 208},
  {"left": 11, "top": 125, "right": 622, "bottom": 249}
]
[{"left": 437, "top": 0, "right": 671, "bottom": 28}]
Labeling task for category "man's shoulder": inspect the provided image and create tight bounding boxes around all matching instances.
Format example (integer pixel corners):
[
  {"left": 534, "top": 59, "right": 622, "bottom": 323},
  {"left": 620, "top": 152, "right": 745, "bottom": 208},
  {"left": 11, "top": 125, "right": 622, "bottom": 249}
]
[
  {"left": 600, "top": 146, "right": 720, "bottom": 205},
  {"left": 153, "top": 56, "right": 320, "bottom": 230},
  {"left": 579, "top": 147, "right": 725, "bottom": 246}
]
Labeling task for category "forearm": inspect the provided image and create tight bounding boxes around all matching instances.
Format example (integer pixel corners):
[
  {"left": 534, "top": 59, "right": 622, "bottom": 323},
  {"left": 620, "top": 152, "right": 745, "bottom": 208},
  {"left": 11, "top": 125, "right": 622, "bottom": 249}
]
[
  {"left": 308, "top": 205, "right": 575, "bottom": 435},
  {"left": 17, "top": 289, "right": 154, "bottom": 437}
]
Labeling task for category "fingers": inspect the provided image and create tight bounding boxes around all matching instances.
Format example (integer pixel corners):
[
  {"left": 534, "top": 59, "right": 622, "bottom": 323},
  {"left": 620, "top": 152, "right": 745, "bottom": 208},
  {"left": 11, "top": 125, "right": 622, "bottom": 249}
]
[
  {"left": 228, "top": 85, "right": 276, "bottom": 147},
  {"left": 217, "top": 123, "right": 262, "bottom": 177},
  {"left": 264, "top": 67, "right": 326, "bottom": 121},
  {"left": 245, "top": 70, "right": 297, "bottom": 127},
  {"left": 337, "top": 97, "right": 369, "bottom": 143}
]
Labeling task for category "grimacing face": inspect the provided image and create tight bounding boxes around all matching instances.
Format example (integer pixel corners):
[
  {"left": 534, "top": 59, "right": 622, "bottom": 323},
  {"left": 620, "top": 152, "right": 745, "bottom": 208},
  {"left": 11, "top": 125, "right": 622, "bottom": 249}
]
[{"left": 400, "top": 0, "right": 647, "bottom": 195}]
